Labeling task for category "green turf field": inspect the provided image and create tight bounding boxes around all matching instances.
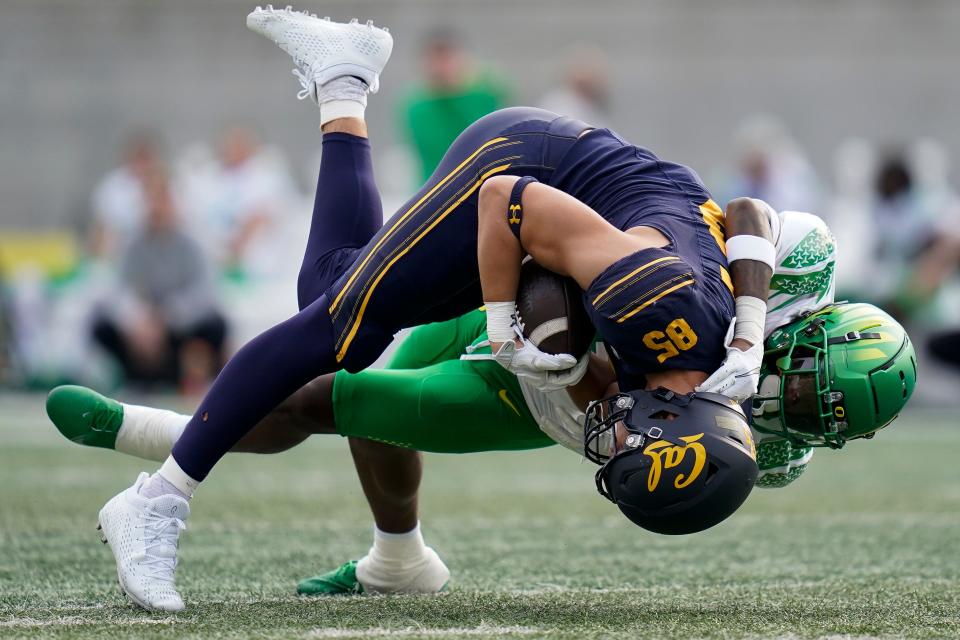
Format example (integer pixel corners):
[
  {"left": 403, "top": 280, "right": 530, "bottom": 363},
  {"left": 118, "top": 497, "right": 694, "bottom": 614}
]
[{"left": 1, "top": 396, "right": 958, "bottom": 639}]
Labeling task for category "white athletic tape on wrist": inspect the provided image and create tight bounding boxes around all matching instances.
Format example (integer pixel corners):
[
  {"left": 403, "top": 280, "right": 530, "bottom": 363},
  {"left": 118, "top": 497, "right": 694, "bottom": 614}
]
[
  {"left": 485, "top": 301, "right": 518, "bottom": 343},
  {"left": 726, "top": 234, "right": 776, "bottom": 271},
  {"left": 733, "top": 295, "right": 767, "bottom": 346}
]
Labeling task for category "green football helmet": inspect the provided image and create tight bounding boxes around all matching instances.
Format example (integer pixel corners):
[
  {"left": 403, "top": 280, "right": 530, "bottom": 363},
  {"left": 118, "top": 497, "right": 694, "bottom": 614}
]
[{"left": 752, "top": 302, "right": 917, "bottom": 448}]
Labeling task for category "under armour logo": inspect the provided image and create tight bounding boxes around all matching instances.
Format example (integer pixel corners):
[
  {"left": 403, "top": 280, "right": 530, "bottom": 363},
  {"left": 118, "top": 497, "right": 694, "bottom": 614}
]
[{"left": 508, "top": 204, "right": 522, "bottom": 224}]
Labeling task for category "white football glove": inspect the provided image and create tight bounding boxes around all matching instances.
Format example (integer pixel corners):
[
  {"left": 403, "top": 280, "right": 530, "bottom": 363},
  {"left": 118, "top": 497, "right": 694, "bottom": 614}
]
[
  {"left": 462, "top": 340, "right": 589, "bottom": 392},
  {"left": 697, "top": 319, "right": 763, "bottom": 403}
]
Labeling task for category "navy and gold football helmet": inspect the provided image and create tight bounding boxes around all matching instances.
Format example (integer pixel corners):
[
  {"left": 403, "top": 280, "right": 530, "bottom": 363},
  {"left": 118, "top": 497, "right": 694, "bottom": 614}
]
[{"left": 584, "top": 388, "right": 758, "bottom": 535}]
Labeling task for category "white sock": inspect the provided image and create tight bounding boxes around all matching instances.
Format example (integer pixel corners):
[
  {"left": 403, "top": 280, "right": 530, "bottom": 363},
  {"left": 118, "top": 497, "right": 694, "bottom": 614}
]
[
  {"left": 318, "top": 76, "right": 367, "bottom": 126},
  {"left": 139, "top": 472, "right": 190, "bottom": 501},
  {"left": 115, "top": 404, "right": 189, "bottom": 462},
  {"left": 365, "top": 522, "right": 428, "bottom": 571},
  {"left": 136, "top": 456, "right": 199, "bottom": 500},
  {"left": 356, "top": 522, "right": 449, "bottom": 593}
]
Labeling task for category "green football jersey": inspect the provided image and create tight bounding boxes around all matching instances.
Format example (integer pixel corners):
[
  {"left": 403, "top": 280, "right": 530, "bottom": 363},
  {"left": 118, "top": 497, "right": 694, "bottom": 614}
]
[{"left": 750, "top": 202, "right": 837, "bottom": 488}]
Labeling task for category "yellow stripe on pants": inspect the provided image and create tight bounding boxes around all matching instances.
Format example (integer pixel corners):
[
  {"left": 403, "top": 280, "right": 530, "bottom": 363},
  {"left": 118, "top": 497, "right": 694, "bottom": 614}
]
[
  {"left": 329, "top": 137, "right": 510, "bottom": 315},
  {"left": 335, "top": 164, "right": 513, "bottom": 363}
]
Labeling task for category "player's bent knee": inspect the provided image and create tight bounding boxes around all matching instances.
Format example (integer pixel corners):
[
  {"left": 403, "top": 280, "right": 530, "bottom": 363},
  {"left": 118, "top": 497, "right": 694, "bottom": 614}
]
[
  {"left": 297, "top": 248, "right": 361, "bottom": 311},
  {"left": 297, "top": 270, "right": 323, "bottom": 311},
  {"left": 478, "top": 175, "right": 519, "bottom": 212}
]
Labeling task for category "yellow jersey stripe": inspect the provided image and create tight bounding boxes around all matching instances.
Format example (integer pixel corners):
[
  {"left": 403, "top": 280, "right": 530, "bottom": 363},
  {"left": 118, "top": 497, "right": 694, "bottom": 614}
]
[
  {"left": 329, "top": 136, "right": 510, "bottom": 315},
  {"left": 603, "top": 264, "right": 689, "bottom": 317},
  {"left": 720, "top": 266, "right": 734, "bottom": 294},
  {"left": 610, "top": 272, "right": 693, "bottom": 318},
  {"left": 699, "top": 199, "right": 727, "bottom": 254},
  {"left": 333, "top": 153, "right": 522, "bottom": 347},
  {"left": 616, "top": 279, "right": 696, "bottom": 324},
  {"left": 590, "top": 256, "right": 679, "bottom": 306},
  {"left": 335, "top": 164, "right": 513, "bottom": 362}
]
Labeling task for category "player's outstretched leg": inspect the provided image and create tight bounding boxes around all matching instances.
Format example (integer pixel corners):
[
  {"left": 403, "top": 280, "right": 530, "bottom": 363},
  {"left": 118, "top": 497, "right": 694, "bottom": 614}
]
[
  {"left": 45, "top": 382, "right": 336, "bottom": 462},
  {"left": 96, "top": 9, "right": 395, "bottom": 611},
  {"left": 47, "top": 384, "right": 448, "bottom": 597},
  {"left": 297, "top": 439, "right": 449, "bottom": 596},
  {"left": 247, "top": 7, "right": 391, "bottom": 309},
  {"left": 297, "top": 128, "right": 383, "bottom": 310},
  {"left": 47, "top": 383, "right": 449, "bottom": 597},
  {"left": 247, "top": 7, "right": 392, "bottom": 309}
]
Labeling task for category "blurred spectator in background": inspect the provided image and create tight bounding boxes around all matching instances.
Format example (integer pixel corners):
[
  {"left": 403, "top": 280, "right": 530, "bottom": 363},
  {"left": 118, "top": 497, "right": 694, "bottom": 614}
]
[
  {"left": 872, "top": 152, "right": 928, "bottom": 261},
  {"left": 538, "top": 46, "right": 611, "bottom": 126},
  {"left": 177, "top": 125, "right": 300, "bottom": 280},
  {"left": 826, "top": 137, "right": 877, "bottom": 295},
  {"left": 91, "top": 171, "right": 227, "bottom": 394},
  {"left": 879, "top": 141, "right": 960, "bottom": 314},
  {"left": 89, "top": 131, "right": 162, "bottom": 261},
  {"left": 869, "top": 150, "right": 941, "bottom": 309},
  {"left": 400, "top": 28, "right": 511, "bottom": 182},
  {"left": 717, "top": 114, "right": 820, "bottom": 214}
]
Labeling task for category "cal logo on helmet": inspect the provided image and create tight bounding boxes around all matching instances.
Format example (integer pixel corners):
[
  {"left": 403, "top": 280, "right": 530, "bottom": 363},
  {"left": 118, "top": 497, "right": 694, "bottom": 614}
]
[
  {"left": 585, "top": 388, "right": 758, "bottom": 535},
  {"left": 642, "top": 433, "right": 706, "bottom": 492}
]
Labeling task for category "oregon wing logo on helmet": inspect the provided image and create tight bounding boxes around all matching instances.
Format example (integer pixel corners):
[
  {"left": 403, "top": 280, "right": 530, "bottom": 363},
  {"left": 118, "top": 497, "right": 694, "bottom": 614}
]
[
  {"left": 584, "top": 388, "right": 758, "bottom": 535},
  {"left": 752, "top": 302, "right": 917, "bottom": 448}
]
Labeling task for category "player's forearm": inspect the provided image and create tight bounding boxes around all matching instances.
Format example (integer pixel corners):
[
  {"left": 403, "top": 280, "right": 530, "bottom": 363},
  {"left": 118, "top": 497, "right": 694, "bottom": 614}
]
[
  {"left": 725, "top": 197, "right": 774, "bottom": 301},
  {"left": 477, "top": 182, "right": 524, "bottom": 305},
  {"left": 478, "top": 176, "right": 638, "bottom": 289},
  {"left": 477, "top": 177, "right": 526, "bottom": 345},
  {"left": 725, "top": 198, "right": 775, "bottom": 348},
  {"left": 476, "top": 175, "right": 641, "bottom": 347}
]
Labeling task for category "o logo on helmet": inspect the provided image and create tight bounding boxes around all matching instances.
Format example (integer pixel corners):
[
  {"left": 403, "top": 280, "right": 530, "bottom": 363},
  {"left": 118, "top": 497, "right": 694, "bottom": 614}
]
[
  {"left": 643, "top": 433, "right": 707, "bottom": 492},
  {"left": 834, "top": 406, "right": 846, "bottom": 419}
]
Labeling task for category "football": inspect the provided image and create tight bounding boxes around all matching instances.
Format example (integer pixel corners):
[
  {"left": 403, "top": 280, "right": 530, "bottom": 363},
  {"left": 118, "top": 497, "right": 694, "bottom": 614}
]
[{"left": 516, "top": 259, "right": 595, "bottom": 357}]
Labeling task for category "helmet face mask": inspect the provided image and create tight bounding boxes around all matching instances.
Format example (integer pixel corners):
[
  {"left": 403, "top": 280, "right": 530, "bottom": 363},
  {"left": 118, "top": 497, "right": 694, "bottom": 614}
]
[
  {"left": 584, "top": 392, "right": 690, "bottom": 500},
  {"left": 770, "top": 319, "right": 847, "bottom": 447},
  {"left": 585, "top": 388, "right": 758, "bottom": 535},
  {"left": 753, "top": 302, "right": 917, "bottom": 449}
]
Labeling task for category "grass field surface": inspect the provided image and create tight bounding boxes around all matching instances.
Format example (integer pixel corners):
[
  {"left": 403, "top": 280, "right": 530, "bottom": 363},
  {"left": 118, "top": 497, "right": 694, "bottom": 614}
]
[{"left": 1, "top": 395, "right": 958, "bottom": 639}]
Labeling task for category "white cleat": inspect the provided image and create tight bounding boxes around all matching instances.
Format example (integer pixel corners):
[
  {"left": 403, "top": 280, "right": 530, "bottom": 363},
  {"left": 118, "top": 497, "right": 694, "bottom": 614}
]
[
  {"left": 356, "top": 546, "right": 450, "bottom": 594},
  {"left": 97, "top": 473, "right": 189, "bottom": 612},
  {"left": 246, "top": 5, "right": 393, "bottom": 101}
]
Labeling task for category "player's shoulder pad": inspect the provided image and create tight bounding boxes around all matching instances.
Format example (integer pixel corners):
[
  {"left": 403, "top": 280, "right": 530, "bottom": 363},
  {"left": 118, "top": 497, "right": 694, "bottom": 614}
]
[{"left": 774, "top": 210, "right": 836, "bottom": 271}]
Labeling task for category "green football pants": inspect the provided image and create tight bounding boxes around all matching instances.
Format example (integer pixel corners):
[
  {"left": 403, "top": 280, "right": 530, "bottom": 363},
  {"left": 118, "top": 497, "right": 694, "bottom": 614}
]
[{"left": 331, "top": 309, "right": 557, "bottom": 453}]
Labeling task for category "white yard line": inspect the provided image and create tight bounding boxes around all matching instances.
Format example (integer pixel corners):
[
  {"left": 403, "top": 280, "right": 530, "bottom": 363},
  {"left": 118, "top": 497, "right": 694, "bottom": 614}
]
[
  {"left": 305, "top": 625, "right": 545, "bottom": 638},
  {"left": 0, "top": 616, "right": 176, "bottom": 628}
]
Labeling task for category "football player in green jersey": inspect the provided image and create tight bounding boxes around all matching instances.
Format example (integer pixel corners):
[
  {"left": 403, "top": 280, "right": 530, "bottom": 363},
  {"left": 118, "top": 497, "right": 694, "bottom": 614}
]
[{"left": 46, "top": 198, "right": 916, "bottom": 595}]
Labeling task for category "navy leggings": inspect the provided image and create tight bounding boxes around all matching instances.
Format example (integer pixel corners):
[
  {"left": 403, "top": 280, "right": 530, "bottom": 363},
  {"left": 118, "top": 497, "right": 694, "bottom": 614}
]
[
  {"left": 171, "top": 133, "right": 383, "bottom": 479},
  {"left": 296, "top": 134, "right": 383, "bottom": 310},
  {"left": 172, "top": 108, "right": 587, "bottom": 480}
]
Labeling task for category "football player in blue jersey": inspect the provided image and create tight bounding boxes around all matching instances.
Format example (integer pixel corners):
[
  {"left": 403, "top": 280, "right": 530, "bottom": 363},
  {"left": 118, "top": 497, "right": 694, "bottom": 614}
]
[
  {"left": 83, "top": 7, "right": 810, "bottom": 611},
  {"left": 49, "top": 196, "right": 916, "bottom": 597}
]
